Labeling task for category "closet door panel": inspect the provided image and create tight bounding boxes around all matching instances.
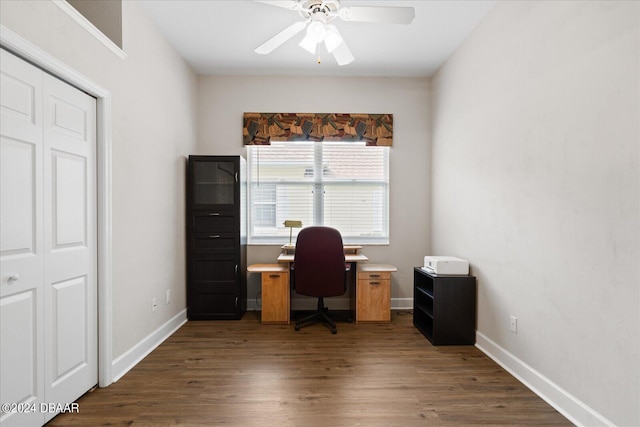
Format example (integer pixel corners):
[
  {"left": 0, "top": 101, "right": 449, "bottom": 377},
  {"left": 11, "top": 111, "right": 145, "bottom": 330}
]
[
  {"left": 51, "top": 152, "right": 87, "bottom": 248},
  {"left": 0, "top": 137, "right": 40, "bottom": 264},
  {"left": 1, "top": 47, "right": 98, "bottom": 426},
  {"left": 0, "top": 47, "right": 45, "bottom": 427},
  {"left": 0, "top": 291, "right": 44, "bottom": 426},
  {"left": 50, "top": 276, "right": 89, "bottom": 378},
  {"left": 0, "top": 293, "right": 36, "bottom": 400},
  {"left": 0, "top": 50, "right": 42, "bottom": 143},
  {"left": 43, "top": 72, "right": 98, "bottom": 422}
]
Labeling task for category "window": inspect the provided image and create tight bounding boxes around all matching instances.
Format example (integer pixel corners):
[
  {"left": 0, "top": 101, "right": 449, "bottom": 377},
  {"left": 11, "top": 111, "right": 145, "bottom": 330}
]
[{"left": 247, "top": 141, "right": 389, "bottom": 244}]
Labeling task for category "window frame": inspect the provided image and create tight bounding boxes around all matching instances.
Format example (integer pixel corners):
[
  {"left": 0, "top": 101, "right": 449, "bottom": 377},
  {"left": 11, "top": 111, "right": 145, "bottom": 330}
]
[{"left": 246, "top": 141, "right": 390, "bottom": 245}]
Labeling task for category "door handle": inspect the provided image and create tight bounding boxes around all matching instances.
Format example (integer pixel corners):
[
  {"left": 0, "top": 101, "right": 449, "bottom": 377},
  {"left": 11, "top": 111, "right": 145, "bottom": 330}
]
[
  {"left": 7, "top": 274, "right": 19, "bottom": 284},
  {"left": 209, "top": 213, "right": 220, "bottom": 216},
  {"left": 209, "top": 235, "right": 221, "bottom": 239}
]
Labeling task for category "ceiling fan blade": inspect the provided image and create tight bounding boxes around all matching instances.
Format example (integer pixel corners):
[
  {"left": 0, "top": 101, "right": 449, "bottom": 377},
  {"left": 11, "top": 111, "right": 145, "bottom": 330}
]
[
  {"left": 339, "top": 6, "right": 415, "bottom": 24},
  {"left": 255, "top": 21, "right": 308, "bottom": 55},
  {"left": 254, "top": 0, "right": 301, "bottom": 11},
  {"left": 331, "top": 37, "right": 354, "bottom": 66}
]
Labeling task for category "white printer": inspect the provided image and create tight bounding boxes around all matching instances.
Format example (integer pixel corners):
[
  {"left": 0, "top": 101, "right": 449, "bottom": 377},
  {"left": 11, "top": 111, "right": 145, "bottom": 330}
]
[{"left": 423, "top": 256, "right": 469, "bottom": 276}]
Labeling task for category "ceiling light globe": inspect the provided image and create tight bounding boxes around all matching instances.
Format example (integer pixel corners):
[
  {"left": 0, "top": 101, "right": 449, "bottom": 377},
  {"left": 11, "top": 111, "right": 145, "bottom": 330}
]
[
  {"left": 324, "top": 25, "right": 343, "bottom": 53},
  {"left": 299, "top": 35, "right": 317, "bottom": 54},
  {"left": 307, "top": 21, "right": 327, "bottom": 43}
]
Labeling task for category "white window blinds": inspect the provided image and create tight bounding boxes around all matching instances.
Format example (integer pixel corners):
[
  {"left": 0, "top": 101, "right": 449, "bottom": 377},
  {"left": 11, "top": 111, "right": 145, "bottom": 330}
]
[{"left": 247, "top": 141, "right": 389, "bottom": 244}]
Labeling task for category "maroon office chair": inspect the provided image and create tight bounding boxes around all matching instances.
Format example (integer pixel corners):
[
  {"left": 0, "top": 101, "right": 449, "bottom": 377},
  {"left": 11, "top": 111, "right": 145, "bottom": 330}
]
[{"left": 292, "top": 226, "right": 349, "bottom": 334}]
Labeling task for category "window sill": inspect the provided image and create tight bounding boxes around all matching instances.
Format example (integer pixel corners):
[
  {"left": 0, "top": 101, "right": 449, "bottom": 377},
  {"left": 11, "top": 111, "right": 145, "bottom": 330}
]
[{"left": 247, "top": 241, "right": 390, "bottom": 247}]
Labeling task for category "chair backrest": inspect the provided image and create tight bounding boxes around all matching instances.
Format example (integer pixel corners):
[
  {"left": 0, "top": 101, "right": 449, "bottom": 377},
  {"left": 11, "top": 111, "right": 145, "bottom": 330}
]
[{"left": 293, "top": 226, "right": 347, "bottom": 298}]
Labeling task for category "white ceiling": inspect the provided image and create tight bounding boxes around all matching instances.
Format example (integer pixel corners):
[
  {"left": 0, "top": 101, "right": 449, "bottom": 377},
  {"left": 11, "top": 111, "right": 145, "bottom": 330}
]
[{"left": 140, "top": 0, "right": 495, "bottom": 77}]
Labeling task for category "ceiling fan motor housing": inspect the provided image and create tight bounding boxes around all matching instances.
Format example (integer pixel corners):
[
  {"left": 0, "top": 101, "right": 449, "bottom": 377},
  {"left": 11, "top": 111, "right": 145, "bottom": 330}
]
[{"left": 298, "top": 0, "right": 340, "bottom": 21}]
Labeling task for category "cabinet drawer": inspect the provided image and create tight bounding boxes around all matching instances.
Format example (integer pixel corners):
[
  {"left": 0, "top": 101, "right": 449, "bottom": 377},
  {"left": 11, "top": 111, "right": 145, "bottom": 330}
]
[
  {"left": 191, "top": 211, "right": 236, "bottom": 231},
  {"left": 191, "top": 233, "right": 238, "bottom": 253},
  {"left": 358, "top": 271, "right": 391, "bottom": 281}
]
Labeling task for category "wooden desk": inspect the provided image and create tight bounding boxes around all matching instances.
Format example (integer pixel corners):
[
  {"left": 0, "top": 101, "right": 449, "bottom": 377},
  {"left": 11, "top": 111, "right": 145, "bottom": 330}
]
[
  {"left": 252, "top": 254, "right": 397, "bottom": 327},
  {"left": 279, "top": 245, "right": 363, "bottom": 256},
  {"left": 343, "top": 245, "right": 363, "bottom": 255},
  {"left": 276, "top": 253, "right": 369, "bottom": 263}
]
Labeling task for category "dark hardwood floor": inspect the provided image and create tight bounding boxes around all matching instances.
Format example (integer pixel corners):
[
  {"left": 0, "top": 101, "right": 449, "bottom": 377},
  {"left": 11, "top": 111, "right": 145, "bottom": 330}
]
[{"left": 48, "top": 311, "right": 571, "bottom": 426}]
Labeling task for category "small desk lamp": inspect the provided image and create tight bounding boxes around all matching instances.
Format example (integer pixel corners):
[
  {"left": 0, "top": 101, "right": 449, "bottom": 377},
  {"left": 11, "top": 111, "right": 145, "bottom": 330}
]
[{"left": 283, "top": 220, "right": 302, "bottom": 246}]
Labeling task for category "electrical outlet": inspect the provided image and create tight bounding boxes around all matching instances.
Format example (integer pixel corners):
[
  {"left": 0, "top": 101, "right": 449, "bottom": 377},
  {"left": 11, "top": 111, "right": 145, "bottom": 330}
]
[
  {"left": 510, "top": 315, "right": 518, "bottom": 333},
  {"left": 152, "top": 297, "right": 157, "bottom": 312},
  {"left": 165, "top": 289, "right": 171, "bottom": 305}
]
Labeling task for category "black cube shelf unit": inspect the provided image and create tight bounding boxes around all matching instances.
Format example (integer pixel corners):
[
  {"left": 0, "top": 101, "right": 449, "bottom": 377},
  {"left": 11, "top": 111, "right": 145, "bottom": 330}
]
[{"left": 413, "top": 267, "right": 477, "bottom": 345}]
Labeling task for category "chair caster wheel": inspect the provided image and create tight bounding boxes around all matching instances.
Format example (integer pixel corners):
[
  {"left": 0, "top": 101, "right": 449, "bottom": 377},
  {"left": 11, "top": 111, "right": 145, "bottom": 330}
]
[
  {"left": 295, "top": 325, "right": 300, "bottom": 331},
  {"left": 331, "top": 328, "right": 337, "bottom": 334}
]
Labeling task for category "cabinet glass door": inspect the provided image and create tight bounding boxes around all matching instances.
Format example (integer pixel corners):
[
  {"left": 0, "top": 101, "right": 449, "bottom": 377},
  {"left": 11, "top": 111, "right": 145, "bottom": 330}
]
[{"left": 193, "top": 160, "right": 236, "bottom": 207}]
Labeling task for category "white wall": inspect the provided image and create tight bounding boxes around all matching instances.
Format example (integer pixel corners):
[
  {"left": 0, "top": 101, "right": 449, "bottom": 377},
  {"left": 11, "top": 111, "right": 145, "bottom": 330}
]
[
  {"left": 0, "top": 1, "right": 198, "bottom": 360},
  {"left": 431, "top": 1, "right": 639, "bottom": 425},
  {"left": 196, "top": 75, "right": 430, "bottom": 308}
]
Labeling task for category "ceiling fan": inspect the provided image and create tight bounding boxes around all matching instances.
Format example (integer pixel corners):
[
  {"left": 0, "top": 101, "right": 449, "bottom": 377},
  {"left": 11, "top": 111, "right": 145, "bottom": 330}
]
[{"left": 254, "top": 0, "right": 415, "bottom": 66}]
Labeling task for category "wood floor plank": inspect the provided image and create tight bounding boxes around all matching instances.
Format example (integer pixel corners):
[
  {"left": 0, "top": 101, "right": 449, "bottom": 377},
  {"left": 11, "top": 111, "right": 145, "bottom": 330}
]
[{"left": 47, "top": 311, "right": 571, "bottom": 426}]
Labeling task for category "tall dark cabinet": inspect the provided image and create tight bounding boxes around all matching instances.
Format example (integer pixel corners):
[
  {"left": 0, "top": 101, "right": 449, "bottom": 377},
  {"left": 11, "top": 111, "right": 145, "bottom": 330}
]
[{"left": 187, "top": 156, "right": 246, "bottom": 320}]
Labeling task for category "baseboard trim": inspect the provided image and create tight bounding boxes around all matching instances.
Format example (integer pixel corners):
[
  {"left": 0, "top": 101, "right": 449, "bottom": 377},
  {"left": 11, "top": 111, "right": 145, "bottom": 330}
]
[
  {"left": 475, "top": 331, "right": 614, "bottom": 427},
  {"left": 391, "top": 298, "right": 413, "bottom": 310},
  {"left": 111, "top": 309, "right": 187, "bottom": 383}
]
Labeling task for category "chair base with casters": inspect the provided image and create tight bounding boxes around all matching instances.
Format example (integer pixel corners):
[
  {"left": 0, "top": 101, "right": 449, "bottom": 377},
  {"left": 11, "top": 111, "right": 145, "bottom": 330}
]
[{"left": 295, "top": 297, "right": 338, "bottom": 334}]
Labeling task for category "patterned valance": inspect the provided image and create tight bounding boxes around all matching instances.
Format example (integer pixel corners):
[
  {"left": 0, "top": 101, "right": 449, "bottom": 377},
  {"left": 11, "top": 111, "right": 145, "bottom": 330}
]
[{"left": 243, "top": 113, "right": 393, "bottom": 146}]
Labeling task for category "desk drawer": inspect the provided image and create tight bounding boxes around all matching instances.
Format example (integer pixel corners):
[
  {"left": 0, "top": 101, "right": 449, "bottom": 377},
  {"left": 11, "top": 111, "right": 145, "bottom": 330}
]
[{"left": 358, "top": 271, "right": 391, "bottom": 281}]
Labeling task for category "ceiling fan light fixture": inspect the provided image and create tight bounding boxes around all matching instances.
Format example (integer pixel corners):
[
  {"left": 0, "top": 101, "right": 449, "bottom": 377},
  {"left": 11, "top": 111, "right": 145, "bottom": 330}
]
[
  {"left": 306, "top": 18, "right": 327, "bottom": 43},
  {"left": 324, "top": 25, "right": 343, "bottom": 53},
  {"left": 298, "top": 33, "right": 317, "bottom": 54},
  {"left": 255, "top": 0, "right": 415, "bottom": 67}
]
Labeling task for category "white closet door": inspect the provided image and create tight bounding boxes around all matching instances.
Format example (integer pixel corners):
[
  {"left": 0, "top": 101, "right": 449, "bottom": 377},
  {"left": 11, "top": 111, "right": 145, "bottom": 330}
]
[
  {"left": 0, "top": 48, "right": 46, "bottom": 427},
  {"left": 42, "top": 69, "right": 97, "bottom": 422},
  {"left": 0, "top": 48, "right": 98, "bottom": 426}
]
